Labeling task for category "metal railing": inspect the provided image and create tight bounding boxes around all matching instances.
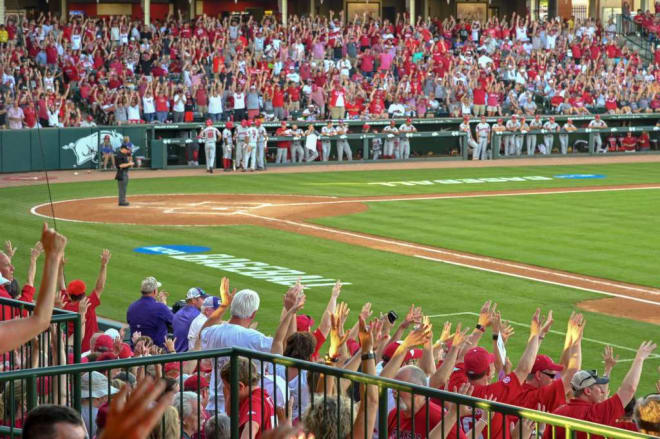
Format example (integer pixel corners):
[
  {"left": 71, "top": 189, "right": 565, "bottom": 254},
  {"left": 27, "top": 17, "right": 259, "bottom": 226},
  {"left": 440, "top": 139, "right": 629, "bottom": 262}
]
[{"left": 0, "top": 347, "right": 652, "bottom": 439}]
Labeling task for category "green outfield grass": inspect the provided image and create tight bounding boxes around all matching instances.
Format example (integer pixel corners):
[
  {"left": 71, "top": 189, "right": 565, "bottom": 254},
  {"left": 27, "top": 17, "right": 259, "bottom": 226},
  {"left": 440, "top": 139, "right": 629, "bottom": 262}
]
[{"left": 1, "top": 161, "right": 659, "bottom": 392}]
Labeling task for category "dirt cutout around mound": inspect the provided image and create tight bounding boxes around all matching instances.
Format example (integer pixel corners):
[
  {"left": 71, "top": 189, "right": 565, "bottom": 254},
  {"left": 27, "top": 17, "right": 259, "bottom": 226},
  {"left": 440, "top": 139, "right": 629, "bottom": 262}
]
[{"left": 33, "top": 187, "right": 660, "bottom": 325}]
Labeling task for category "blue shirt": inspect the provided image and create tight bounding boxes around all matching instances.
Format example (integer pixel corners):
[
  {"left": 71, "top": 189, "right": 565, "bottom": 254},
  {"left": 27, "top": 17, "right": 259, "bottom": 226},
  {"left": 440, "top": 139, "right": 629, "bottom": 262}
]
[
  {"left": 126, "top": 296, "right": 173, "bottom": 347},
  {"left": 172, "top": 305, "right": 200, "bottom": 352}
]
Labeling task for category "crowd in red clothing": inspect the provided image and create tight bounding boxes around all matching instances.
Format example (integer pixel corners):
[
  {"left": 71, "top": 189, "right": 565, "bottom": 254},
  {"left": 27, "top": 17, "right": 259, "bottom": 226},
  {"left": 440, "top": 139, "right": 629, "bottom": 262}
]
[{"left": 0, "top": 8, "right": 659, "bottom": 132}]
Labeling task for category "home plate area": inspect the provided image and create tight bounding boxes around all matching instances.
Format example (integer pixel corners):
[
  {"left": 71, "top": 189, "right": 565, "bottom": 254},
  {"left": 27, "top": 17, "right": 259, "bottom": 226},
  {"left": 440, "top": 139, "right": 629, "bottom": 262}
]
[{"left": 32, "top": 194, "right": 368, "bottom": 226}]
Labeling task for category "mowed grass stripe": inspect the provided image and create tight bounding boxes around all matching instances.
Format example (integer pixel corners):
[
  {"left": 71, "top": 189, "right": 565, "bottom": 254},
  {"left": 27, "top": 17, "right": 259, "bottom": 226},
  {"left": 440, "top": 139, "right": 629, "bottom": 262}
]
[{"left": 313, "top": 190, "right": 660, "bottom": 287}]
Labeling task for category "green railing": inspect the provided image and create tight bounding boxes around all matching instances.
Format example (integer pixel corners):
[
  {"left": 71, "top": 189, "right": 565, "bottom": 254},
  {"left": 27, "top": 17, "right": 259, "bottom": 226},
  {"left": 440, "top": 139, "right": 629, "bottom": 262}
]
[{"left": 0, "top": 347, "right": 652, "bottom": 439}]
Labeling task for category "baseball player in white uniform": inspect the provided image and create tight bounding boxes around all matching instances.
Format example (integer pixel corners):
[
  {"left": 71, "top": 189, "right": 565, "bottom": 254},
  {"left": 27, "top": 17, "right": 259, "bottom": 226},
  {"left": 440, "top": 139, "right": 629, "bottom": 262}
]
[
  {"left": 543, "top": 116, "right": 560, "bottom": 155},
  {"left": 199, "top": 119, "right": 222, "bottom": 173},
  {"left": 459, "top": 116, "right": 479, "bottom": 157},
  {"left": 335, "top": 121, "right": 352, "bottom": 161},
  {"left": 505, "top": 115, "right": 521, "bottom": 156},
  {"left": 515, "top": 117, "right": 527, "bottom": 156},
  {"left": 291, "top": 124, "right": 305, "bottom": 163},
  {"left": 527, "top": 115, "right": 543, "bottom": 156},
  {"left": 363, "top": 124, "right": 382, "bottom": 160},
  {"left": 320, "top": 121, "right": 335, "bottom": 162},
  {"left": 474, "top": 116, "right": 491, "bottom": 160},
  {"left": 255, "top": 119, "right": 268, "bottom": 170},
  {"left": 559, "top": 119, "right": 577, "bottom": 154},
  {"left": 235, "top": 120, "right": 249, "bottom": 170},
  {"left": 382, "top": 120, "right": 399, "bottom": 159},
  {"left": 491, "top": 118, "right": 506, "bottom": 157},
  {"left": 243, "top": 120, "right": 258, "bottom": 171},
  {"left": 398, "top": 118, "right": 416, "bottom": 159},
  {"left": 588, "top": 114, "right": 608, "bottom": 153},
  {"left": 304, "top": 124, "right": 320, "bottom": 162},
  {"left": 221, "top": 121, "right": 234, "bottom": 171}
]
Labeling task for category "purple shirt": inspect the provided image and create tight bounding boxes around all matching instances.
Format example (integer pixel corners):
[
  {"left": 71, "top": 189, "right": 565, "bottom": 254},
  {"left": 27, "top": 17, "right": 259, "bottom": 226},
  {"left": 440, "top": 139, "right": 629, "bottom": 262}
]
[
  {"left": 172, "top": 305, "right": 200, "bottom": 352},
  {"left": 126, "top": 296, "right": 174, "bottom": 347}
]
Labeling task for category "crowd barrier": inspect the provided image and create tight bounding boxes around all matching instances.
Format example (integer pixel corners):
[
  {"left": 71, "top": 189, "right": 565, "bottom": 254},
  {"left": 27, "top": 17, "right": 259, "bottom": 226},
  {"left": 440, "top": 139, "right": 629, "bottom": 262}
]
[
  {"left": 1, "top": 114, "right": 659, "bottom": 173},
  {"left": 0, "top": 347, "right": 650, "bottom": 439}
]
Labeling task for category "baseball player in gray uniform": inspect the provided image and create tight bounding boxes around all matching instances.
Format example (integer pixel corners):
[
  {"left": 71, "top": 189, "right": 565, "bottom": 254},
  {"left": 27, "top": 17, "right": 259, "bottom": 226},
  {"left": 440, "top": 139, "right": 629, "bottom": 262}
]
[
  {"left": 221, "top": 121, "right": 234, "bottom": 171},
  {"left": 291, "top": 124, "right": 305, "bottom": 163},
  {"left": 475, "top": 116, "right": 491, "bottom": 160},
  {"left": 199, "top": 119, "right": 222, "bottom": 173},
  {"left": 320, "top": 121, "right": 335, "bottom": 162},
  {"left": 515, "top": 117, "right": 526, "bottom": 156},
  {"left": 255, "top": 119, "right": 268, "bottom": 170},
  {"left": 398, "top": 118, "right": 416, "bottom": 159},
  {"left": 588, "top": 114, "right": 608, "bottom": 153},
  {"left": 543, "top": 116, "right": 560, "bottom": 155},
  {"left": 505, "top": 115, "right": 520, "bottom": 156},
  {"left": 459, "top": 116, "right": 479, "bottom": 157},
  {"left": 527, "top": 115, "right": 543, "bottom": 156},
  {"left": 335, "top": 120, "right": 352, "bottom": 161},
  {"left": 235, "top": 120, "right": 249, "bottom": 170},
  {"left": 491, "top": 118, "right": 506, "bottom": 157},
  {"left": 382, "top": 120, "right": 399, "bottom": 159},
  {"left": 559, "top": 118, "right": 577, "bottom": 154}
]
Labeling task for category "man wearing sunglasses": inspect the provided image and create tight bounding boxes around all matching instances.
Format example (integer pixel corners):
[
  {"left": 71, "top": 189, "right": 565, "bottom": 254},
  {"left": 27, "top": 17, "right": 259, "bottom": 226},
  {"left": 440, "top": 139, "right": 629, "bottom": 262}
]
[{"left": 543, "top": 340, "right": 657, "bottom": 439}]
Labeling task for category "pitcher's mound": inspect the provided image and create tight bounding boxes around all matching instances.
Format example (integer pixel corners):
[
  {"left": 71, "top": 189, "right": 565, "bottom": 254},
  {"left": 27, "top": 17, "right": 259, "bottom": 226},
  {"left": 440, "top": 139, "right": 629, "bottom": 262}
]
[{"left": 32, "top": 194, "right": 368, "bottom": 226}]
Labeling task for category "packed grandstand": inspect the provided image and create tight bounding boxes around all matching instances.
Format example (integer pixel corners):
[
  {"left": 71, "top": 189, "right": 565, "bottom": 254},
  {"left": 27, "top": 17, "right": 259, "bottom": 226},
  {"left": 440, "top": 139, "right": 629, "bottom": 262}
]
[{"left": 0, "top": 7, "right": 659, "bottom": 439}]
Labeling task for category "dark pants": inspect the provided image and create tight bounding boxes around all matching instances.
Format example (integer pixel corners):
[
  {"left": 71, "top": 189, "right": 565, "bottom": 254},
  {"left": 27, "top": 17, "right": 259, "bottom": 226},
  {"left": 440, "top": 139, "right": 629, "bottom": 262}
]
[{"left": 117, "top": 176, "right": 128, "bottom": 204}]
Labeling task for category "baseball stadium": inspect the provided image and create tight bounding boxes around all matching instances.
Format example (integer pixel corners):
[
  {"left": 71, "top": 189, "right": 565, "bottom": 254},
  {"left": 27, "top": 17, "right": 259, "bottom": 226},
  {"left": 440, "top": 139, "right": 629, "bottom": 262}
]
[{"left": 0, "top": 1, "right": 659, "bottom": 439}]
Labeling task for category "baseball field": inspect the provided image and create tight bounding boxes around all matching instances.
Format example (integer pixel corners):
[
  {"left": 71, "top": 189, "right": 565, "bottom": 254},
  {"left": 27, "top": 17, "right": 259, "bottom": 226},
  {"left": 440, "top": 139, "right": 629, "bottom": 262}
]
[{"left": 2, "top": 157, "right": 660, "bottom": 392}]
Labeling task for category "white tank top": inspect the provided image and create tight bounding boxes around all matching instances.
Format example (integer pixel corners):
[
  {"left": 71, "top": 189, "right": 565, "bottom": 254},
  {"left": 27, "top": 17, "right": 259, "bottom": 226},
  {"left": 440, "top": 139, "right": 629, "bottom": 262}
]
[{"left": 127, "top": 104, "right": 140, "bottom": 120}]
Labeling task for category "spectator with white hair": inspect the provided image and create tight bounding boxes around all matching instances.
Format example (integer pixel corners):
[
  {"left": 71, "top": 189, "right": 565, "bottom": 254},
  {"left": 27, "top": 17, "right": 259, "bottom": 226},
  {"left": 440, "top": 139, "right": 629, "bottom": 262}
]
[
  {"left": 201, "top": 284, "right": 303, "bottom": 414},
  {"left": 175, "top": 391, "right": 201, "bottom": 439},
  {"left": 204, "top": 413, "right": 231, "bottom": 439}
]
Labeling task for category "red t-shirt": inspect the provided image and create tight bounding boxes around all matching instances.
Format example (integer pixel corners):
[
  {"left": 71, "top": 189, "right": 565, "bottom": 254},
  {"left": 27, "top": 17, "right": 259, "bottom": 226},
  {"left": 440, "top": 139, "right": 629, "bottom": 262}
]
[
  {"left": 23, "top": 105, "right": 37, "bottom": 128},
  {"left": 311, "top": 328, "right": 326, "bottom": 361},
  {"left": 388, "top": 402, "right": 467, "bottom": 439},
  {"left": 622, "top": 136, "right": 638, "bottom": 151},
  {"left": 473, "top": 87, "right": 486, "bottom": 105},
  {"left": 542, "top": 395, "right": 625, "bottom": 439},
  {"left": 63, "top": 291, "right": 100, "bottom": 352},
  {"left": 239, "top": 388, "right": 273, "bottom": 439},
  {"left": 272, "top": 90, "right": 285, "bottom": 108},
  {"left": 0, "top": 284, "right": 35, "bottom": 319},
  {"left": 46, "top": 45, "right": 58, "bottom": 64},
  {"left": 155, "top": 95, "right": 169, "bottom": 112}
]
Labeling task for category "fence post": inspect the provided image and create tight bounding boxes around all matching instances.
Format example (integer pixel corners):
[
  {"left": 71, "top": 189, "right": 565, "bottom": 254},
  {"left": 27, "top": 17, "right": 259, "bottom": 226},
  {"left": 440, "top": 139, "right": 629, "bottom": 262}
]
[
  {"left": 461, "top": 132, "right": 469, "bottom": 160},
  {"left": 492, "top": 134, "right": 500, "bottom": 160},
  {"left": 363, "top": 135, "right": 369, "bottom": 160},
  {"left": 230, "top": 352, "right": 239, "bottom": 439},
  {"left": 378, "top": 385, "right": 388, "bottom": 438},
  {"left": 588, "top": 132, "right": 595, "bottom": 155},
  {"left": 72, "top": 313, "right": 82, "bottom": 411},
  {"left": 26, "top": 375, "right": 38, "bottom": 411}
]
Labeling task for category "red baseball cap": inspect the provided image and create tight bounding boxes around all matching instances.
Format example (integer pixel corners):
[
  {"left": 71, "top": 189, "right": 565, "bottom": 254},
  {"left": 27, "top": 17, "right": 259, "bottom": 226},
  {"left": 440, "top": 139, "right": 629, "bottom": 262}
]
[
  {"left": 206, "top": 119, "right": 213, "bottom": 126},
  {"left": 118, "top": 343, "right": 133, "bottom": 359},
  {"left": 531, "top": 355, "right": 563, "bottom": 373},
  {"left": 296, "top": 315, "right": 315, "bottom": 332},
  {"left": 67, "top": 280, "right": 86, "bottom": 297},
  {"left": 464, "top": 347, "right": 495, "bottom": 376},
  {"left": 281, "top": 121, "right": 287, "bottom": 126},
  {"left": 184, "top": 375, "right": 210, "bottom": 392},
  {"left": 382, "top": 341, "right": 423, "bottom": 363},
  {"left": 255, "top": 119, "right": 262, "bottom": 126},
  {"left": 406, "top": 118, "right": 412, "bottom": 123},
  {"left": 363, "top": 123, "right": 370, "bottom": 130},
  {"left": 164, "top": 362, "right": 180, "bottom": 374},
  {"left": 347, "top": 339, "right": 361, "bottom": 356},
  {"left": 226, "top": 121, "right": 234, "bottom": 129},
  {"left": 241, "top": 120, "right": 248, "bottom": 127},
  {"left": 94, "top": 334, "right": 114, "bottom": 352},
  {"left": 96, "top": 351, "right": 118, "bottom": 362}
]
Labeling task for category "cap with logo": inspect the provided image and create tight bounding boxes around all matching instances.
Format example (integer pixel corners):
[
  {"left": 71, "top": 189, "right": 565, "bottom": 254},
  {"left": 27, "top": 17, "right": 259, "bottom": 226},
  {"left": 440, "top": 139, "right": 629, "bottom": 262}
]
[
  {"left": 464, "top": 347, "right": 495, "bottom": 377},
  {"left": 571, "top": 370, "right": 609, "bottom": 391},
  {"left": 531, "top": 354, "right": 564, "bottom": 373},
  {"left": 202, "top": 295, "right": 221, "bottom": 309},
  {"left": 141, "top": 276, "right": 161, "bottom": 293},
  {"left": 186, "top": 287, "right": 207, "bottom": 300}
]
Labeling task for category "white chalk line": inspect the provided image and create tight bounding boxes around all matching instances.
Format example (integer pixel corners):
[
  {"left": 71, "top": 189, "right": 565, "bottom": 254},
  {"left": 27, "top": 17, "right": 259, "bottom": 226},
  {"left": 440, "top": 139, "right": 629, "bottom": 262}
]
[
  {"left": 415, "top": 255, "right": 660, "bottom": 307},
  {"left": 236, "top": 210, "right": 660, "bottom": 303},
  {"left": 426, "top": 312, "right": 660, "bottom": 361}
]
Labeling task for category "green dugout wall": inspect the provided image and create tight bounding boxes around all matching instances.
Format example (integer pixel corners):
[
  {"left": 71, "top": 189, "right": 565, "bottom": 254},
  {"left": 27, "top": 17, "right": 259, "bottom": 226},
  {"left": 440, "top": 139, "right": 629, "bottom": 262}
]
[{"left": 1, "top": 113, "right": 659, "bottom": 173}]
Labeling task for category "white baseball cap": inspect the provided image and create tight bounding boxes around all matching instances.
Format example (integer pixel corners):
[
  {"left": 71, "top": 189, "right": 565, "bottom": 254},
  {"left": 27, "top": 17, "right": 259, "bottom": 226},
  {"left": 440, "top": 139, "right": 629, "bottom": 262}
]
[{"left": 186, "top": 287, "right": 207, "bottom": 300}]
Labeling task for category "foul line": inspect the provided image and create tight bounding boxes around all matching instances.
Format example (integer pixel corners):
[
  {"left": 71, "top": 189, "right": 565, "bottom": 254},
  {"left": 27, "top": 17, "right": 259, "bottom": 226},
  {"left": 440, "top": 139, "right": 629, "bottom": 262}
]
[
  {"left": 427, "top": 311, "right": 660, "bottom": 361},
  {"left": 237, "top": 211, "right": 660, "bottom": 303}
]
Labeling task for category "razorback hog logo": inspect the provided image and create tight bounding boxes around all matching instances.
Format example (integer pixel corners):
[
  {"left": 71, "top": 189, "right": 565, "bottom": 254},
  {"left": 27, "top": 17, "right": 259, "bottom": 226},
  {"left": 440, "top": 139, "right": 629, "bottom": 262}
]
[{"left": 63, "top": 130, "right": 141, "bottom": 166}]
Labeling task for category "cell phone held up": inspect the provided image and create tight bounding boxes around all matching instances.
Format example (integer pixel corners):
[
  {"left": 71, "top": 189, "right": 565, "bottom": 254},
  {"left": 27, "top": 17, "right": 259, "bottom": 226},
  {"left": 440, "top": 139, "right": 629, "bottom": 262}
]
[{"left": 387, "top": 310, "right": 398, "bottom": 324}]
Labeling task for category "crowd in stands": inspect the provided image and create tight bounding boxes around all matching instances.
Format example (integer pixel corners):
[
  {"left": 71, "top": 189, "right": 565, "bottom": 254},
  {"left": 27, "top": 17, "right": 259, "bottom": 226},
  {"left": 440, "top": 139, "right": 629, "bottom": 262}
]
[
  {"left": 1, "top": 225, "right": 659, "bottom": 439},
  {"left": 0, "top": 7, "right": 660, "bottom": 133}
]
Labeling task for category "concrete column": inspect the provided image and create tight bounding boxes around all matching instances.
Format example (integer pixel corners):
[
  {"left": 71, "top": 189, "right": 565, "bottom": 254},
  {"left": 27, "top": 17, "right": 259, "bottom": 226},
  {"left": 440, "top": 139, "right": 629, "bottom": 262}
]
[
  {"left": 281, "top": 0, "right": 288, "bottom": 26},
  {"left": 189, "top": 0, "right": 195, "bottom": 20},
  {"left": 60, "top": 0, "right": 67, "bottom": 22},
  {"left": 0, "top": 0, "right": 5, "bottom": 26},
  {"left": 143, "top": 0, "right": 150, "bottom": 26},
  {"left": 423, "top": 0, "right": 429, "bottom": 19},
  {"left": 408, "top": 0, "right": 415, "bottom": 26},
  {"left": 310, "top": 0, "right": 315, "bottom": 17}
]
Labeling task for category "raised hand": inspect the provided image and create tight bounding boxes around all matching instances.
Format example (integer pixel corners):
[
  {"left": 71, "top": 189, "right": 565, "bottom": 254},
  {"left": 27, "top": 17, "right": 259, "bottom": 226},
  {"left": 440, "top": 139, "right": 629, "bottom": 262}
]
[
  {"left": 4, "top": 240, "right": 16, "bottom": 259},
  {"left": 331, "top": 279, "right": 342, "bottom": 299},
  {"left": 452, "top": 322, "right": 469, "bottom": 347},
  {"left": 635, "top": 340, "right": 658, "bottom": 361},
  {"left": 100, "top": 249, "right": 111, "bottom": 265},
  {"left": 540, "top": 310, "right": 554, "bottom": 338},
  {"left": 439, "top": 321, "right": 452, "bottom": 343},
  {"left": 164, "top": 337, "right": 175, "bottom": 353},
  {"left": 41, "top": 222, "right": 67, "bottom": 257},
  {"left": 403, "top": 322, "right": 432, "bottom": 349},
  {"left": 602, "top": 346, "right": 619, "bottom": 372},
  {"left": 358, "top": 315, "right": 373, "bottom": 353},
  {"left": 78, "top": 296, "right": 90, "bottom": 316},
  {"left": 529, "top": 308, "right": 541, "bottom": 338},
  {"left": 478, "top": 300, "right": 496, "bottom": 329},
  {"left": 30, "top": 241, "right": 44, "bottom": 260},
  {"left": 328, "top": 312, "right": 349, "bottom": 359},
  {"left": 359, "top": 302, "right": 373, "bottom": 321}
]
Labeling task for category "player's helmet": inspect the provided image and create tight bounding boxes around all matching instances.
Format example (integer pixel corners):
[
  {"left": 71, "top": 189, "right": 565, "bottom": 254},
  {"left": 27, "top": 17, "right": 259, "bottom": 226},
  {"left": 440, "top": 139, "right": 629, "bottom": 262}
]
[
  {"left": 206, "top": 119, "right": 213, "bottom": 126},
  {"left": 226, "top": 121, "right": 234, "bottom": 129},
  {"left": 241, "top": 120, "right": 248, "bottom": 127}
]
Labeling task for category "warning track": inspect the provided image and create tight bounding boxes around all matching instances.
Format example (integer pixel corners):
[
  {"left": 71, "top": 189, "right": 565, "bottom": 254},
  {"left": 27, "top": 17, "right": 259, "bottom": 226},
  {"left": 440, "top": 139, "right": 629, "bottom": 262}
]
[{"left": 31, "top": 184, "right": 660, "bottom": 324}]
